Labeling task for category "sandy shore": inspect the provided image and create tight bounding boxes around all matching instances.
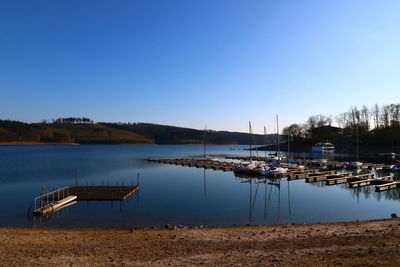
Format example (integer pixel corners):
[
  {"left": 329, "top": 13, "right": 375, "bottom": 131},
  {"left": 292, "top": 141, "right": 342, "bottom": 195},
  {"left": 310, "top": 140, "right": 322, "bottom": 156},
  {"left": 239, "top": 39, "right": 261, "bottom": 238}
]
[{"left": 1, "top": 219, "right": 399, "bottom": 266}]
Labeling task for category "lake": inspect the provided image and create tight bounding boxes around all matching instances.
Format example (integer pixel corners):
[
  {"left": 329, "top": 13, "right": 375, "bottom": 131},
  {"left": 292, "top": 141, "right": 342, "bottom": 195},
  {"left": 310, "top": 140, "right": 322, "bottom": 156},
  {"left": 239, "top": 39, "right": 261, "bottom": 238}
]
[{"left": 0, "top": 145, "right": 399, "bottom": 228}]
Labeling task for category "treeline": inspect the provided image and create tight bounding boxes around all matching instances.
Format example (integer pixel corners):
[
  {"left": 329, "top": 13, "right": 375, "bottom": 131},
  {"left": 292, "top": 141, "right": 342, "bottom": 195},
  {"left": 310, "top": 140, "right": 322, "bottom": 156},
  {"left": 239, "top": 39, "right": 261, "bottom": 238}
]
[
  {"left": 0, "top": 120, "right": 35, "bottom": 142},
  {"left": 50, "top": 117, "right": 93, "bottom": 124},
  {"left": 0, "top": 120, "right": 280, "bottom": 145},
  {"left": 283, "top": 103, "right": 400, "bottom": 144},
  {"left": 0, "top": 120, "right": 152, "bottom": 144}
]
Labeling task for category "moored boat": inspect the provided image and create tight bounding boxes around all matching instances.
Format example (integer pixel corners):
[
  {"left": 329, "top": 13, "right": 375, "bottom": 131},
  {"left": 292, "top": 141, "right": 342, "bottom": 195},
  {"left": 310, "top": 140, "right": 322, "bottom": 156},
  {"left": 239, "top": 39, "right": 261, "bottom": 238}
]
[
  {"left": 345, "top": 161, "right": 363, "bottom": 168},
  {"left": 311, "top": 142, "right": 335, "bottom": 153}
]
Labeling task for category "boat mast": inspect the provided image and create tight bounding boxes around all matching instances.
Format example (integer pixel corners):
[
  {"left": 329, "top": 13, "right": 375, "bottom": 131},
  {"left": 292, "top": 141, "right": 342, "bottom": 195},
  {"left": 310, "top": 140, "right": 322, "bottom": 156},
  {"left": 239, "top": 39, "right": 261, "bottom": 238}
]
[
  {"left": 249, "top": 121, "right": 252, "bottom": 161},
  {"left": 203, "top": 125, "right": 207, "bottom": 158},
  {"left": 276, "top": 115, "right": 280, "bottom": 157},
  {"left": 264, "top": 126, "right": 267, "bottom": 161},
  {"left": 356, "top": 123, "right": 359, "bottom": 162},
  {"left": 288, "top": 133, "right": 290, "bottom": 160}
]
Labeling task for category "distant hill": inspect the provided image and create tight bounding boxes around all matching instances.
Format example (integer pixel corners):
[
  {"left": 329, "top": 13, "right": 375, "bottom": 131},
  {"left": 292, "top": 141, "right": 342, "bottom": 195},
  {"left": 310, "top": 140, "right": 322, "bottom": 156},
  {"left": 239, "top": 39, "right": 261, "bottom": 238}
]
[
  {"left": 0, "top": 120, "right": 153, "bottom": 144},
  {"left": 0, "top": 120, "right": 283, "bottom": 145},
  {"left": 100, "top": 123, "right": 283, "bottom": 145}
]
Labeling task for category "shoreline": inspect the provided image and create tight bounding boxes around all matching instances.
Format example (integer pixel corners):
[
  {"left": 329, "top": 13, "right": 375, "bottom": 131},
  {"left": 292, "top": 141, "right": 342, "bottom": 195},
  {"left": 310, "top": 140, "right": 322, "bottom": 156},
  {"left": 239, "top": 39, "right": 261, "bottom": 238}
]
[
  {"left": 1, "top": 218, "right": 399, "bottom": 266},
  {"left": 0, "top": 141, "right": 80, "bottom": 145},
  {"left": 0, "top": 142, "right": 240, "bottom": 146}
]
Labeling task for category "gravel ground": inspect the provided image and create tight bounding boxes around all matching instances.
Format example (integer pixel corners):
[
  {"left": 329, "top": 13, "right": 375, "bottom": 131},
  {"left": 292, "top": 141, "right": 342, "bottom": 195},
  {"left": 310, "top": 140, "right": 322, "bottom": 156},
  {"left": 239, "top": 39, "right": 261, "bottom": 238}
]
[{"left": 1, "top": 218, "right": 399, "bottom": 266}]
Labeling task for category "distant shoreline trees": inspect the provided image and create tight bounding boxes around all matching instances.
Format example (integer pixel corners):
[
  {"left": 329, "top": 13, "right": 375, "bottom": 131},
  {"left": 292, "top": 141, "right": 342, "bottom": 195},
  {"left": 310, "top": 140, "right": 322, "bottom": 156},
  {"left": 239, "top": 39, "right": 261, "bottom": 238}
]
[
  {"left": 283, "top": 103, "right": 400, "bottom": 142},
  {"left": 51, "top": 117, "right": 93, "bottom": 124}
]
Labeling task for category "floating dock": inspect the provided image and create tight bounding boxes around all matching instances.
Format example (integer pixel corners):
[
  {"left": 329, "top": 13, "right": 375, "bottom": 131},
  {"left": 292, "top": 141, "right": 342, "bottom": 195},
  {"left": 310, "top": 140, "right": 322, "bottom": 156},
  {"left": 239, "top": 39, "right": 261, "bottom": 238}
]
[
  {"left": 348, "top": 175, "right": 394, "bottom": 188},
  {"left": 305, "top": 172, "right": 353, "bottom": 183},
  {"left": 325, "top": 173, "right": 375, "bottom": 186},
  {"left": 375, "top": 181, "right": 400, "bottom": 192},
  {"left": 59, "top": 185, "right": 139, "bottom": 201},
  {"left": 149, "top": 158, "right": 242, "bottom": 171},
  {"left": 33, "top": 184, "right": 140, "bottom": 216}
]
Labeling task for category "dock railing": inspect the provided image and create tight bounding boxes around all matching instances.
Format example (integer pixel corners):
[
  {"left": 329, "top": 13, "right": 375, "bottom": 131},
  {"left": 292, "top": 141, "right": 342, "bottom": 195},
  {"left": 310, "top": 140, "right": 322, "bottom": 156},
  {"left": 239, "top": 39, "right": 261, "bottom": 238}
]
[{"left": 34, "top": 185, "right": 71, "bottom": 211}]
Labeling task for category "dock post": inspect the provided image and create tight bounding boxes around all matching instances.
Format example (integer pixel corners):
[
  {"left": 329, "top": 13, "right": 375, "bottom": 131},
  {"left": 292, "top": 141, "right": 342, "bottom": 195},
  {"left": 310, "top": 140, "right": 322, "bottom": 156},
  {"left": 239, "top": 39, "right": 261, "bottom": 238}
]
[{"left": 75, "top": 169, "right": 79, "bottom": 186}]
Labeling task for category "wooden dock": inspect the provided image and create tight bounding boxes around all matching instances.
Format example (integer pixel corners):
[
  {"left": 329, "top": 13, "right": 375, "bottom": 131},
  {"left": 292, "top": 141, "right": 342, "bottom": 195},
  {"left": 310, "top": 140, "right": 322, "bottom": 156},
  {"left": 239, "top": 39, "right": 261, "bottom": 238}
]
[
  {"left": 149, "top": 158, "right": 242, "bottom": 171},
  {"left": 286, "top": 170, "right": 335, "bottom": 180},
  {"left": 325, "top": 173, "right": 374, "bottom": 185},
  {"left": 305, "top": 172, "right": 353, "bottom": 183},
  {"left": 33, "top": 184, "right": 140, "bottom": 216},
  {"left": 149, "top": 157, "right": 400, "bottom": 192},
  {"left": 375, "top": 181, "right": 400, "bottom": 192},
  {"left": 348, "top": 176, "right": 394, "bottom": 188},
  {"left": 51, "top": 185, "right": 140, "bottom": 201}
]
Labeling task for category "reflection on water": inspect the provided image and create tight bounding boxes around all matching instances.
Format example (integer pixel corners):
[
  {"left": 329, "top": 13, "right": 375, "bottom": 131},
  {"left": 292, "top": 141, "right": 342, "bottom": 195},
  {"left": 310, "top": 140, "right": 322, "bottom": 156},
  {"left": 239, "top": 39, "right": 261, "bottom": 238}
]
[{"left": 0, "top": 145, "right": 399, "bottom": 228}]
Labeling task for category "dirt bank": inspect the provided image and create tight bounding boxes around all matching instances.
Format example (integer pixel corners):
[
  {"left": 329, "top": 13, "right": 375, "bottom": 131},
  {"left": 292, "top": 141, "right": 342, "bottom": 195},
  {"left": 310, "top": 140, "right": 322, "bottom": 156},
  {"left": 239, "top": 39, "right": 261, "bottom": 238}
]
[{"left": 1, "top": 219, "right": 399, "bottom": 266}]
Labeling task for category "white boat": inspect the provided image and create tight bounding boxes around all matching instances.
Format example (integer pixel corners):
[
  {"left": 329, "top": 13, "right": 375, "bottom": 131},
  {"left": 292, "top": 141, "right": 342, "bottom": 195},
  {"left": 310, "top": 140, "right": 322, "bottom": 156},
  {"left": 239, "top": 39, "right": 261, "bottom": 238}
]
[
  {"left": 310, "top": 159, "right": 328, "bottom": 167},
  {"left": 312, "top": 142, "right": 335, "bottom": 153},
  {"left": 284, "top": 162, "right": 305, "bottom": 170},
  {"left": 345, "top": 161, "right": 363, "bottom": 168},
  {"left": 261, "top": 166, "right": 288, "bottom": 176},
  {"left": 234, "top": 163, "right": 267, "bottom": 175},
  {"left": 389, "top": 161, "right": 400, "bottom": 172},
  {"left": 390, "top": 164, "right": 400, "bottom": 172}
]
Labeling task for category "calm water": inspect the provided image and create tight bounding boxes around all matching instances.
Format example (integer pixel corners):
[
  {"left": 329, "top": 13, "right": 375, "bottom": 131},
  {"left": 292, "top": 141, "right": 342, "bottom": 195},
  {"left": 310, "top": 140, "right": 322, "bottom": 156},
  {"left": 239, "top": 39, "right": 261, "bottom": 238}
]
[{"left": 0, "top": 145, "right": 399, "bottom": 228}]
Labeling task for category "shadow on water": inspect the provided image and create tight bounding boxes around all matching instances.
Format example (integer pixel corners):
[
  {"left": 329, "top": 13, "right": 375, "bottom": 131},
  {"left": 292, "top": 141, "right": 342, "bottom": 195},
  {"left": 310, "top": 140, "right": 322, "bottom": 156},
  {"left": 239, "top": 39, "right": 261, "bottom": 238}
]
[{"left": 238, "top": 176, "right": 291, "bottom": 224}]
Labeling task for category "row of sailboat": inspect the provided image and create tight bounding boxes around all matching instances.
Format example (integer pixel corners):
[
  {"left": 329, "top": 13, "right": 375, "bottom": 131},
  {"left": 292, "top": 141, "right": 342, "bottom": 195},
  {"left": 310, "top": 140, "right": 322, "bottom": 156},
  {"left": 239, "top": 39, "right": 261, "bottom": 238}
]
[{"left": 233, "top": 116, "right": 304, "bottom": 177}]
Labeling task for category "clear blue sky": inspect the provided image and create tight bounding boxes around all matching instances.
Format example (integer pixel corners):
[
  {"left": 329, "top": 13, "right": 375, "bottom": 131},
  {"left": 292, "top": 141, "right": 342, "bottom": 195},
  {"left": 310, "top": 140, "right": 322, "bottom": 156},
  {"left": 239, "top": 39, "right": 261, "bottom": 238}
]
[{"left": 1, "top": 0, "right": 399, "bottom": 133}]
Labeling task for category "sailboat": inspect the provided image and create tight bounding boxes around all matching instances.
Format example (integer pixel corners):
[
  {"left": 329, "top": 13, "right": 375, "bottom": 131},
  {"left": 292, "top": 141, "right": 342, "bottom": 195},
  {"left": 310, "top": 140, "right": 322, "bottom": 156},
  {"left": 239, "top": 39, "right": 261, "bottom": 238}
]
[
  {"left": 284, "top": 134, "right": 305, "bottom": 171},
  {"left": 198, "top": 126, "right": 218, "bottom": 161},
  {"left": 260, "top": 115, "right": 288, "bottom": 177},
  {"left": 234, "top": 122, "right": 267, "bottom": 176},
  {"left": 262, "top": 126, "right": 279, "bottom": 161},
  {"left": 345, "top": 124, "right": 363, "bottom": 168}
]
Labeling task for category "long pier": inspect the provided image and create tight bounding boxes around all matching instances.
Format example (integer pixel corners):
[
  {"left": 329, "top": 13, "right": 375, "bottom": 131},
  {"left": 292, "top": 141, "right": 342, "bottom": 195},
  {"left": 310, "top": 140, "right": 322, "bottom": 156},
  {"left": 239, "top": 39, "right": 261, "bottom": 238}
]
[
  {"left": 149, "top": 158, "right": 242, "bottom": 171},
  {"left": 149, "top": 157, "right": 399, "bottom": 193}
]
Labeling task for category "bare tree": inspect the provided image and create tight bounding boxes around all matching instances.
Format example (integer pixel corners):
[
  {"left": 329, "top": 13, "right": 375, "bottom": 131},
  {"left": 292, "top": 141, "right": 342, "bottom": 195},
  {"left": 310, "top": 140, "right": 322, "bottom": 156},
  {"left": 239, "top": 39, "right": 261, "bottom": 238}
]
[
  {"left": 360, "top": 105, "right": 369, "bottom": 132},
  {"left": 372, "top": 104, "right": 380, "bottom": 129},
  {"left": 380, "top": 105, "right": 390, "bottom": 128}
]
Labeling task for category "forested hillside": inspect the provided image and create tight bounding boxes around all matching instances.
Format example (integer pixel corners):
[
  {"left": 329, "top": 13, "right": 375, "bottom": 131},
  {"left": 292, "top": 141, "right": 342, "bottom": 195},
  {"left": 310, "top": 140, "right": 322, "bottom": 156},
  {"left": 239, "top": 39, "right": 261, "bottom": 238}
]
[{"left": 0, "top": 119, "right": 277, "bottom": 145}]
